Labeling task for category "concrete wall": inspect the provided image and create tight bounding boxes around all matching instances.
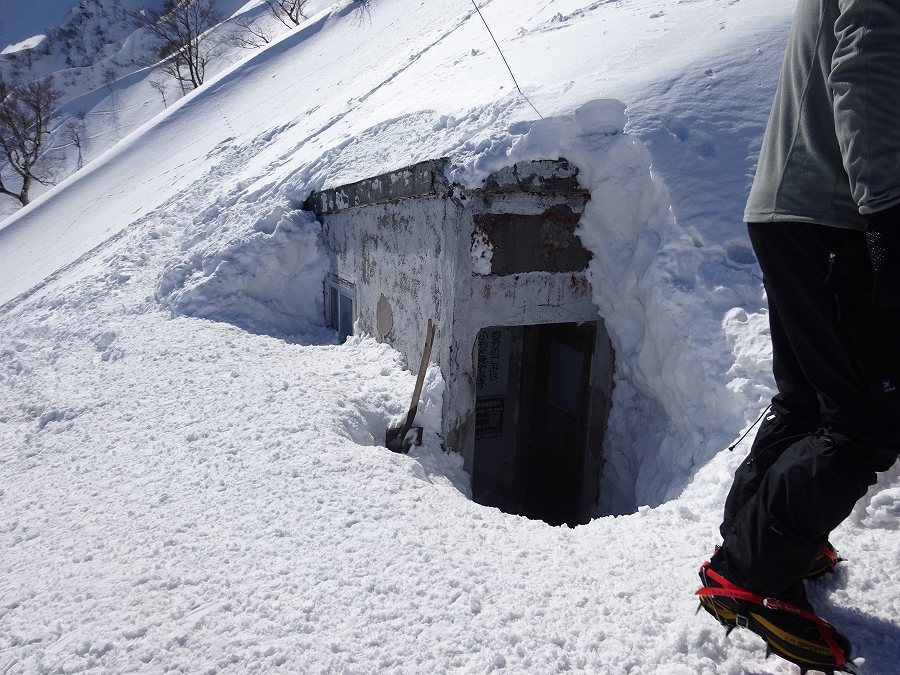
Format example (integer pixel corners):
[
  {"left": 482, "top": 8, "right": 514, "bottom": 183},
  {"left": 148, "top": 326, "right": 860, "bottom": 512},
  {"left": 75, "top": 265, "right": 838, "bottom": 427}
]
[
  {"left": 317, "top": 194, "right": 458, "bottom": 380},
  {"left": 308, "top": 158, "right": 609, "bottom": 489}
]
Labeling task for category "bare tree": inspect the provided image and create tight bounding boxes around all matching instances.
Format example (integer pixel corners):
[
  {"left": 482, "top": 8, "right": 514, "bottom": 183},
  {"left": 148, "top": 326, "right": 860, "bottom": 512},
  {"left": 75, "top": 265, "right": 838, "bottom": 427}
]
[
  {"left": 227, "top": 15, "right": 274, "bottom": 49},
  {"left": 0, "top": 76, "right": 62, "bottom": 207},
  {"left": 65, "top": 121, "right": 85, "bottom": 170},
  {"left": 352, "top": 0, "right": 373, "bottom": 28},
  {"left": 133, "top": 0, "right": 225, "bottom": 90},
  {"left": 263, "top": 0, "right": 309, "bottom": 28},
  {"left": 149, "top": 79, "right": 169, "bottom": 107}
]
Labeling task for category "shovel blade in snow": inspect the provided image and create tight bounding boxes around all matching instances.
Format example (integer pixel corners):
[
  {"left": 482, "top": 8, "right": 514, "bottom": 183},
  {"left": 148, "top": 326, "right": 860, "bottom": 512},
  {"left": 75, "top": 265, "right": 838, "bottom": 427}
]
[
  {"left": 385, "top": 319, "right": 435, "bottom": 453},
  {"left": 385, "top": 425, "right": 422, "bottom": 453}
]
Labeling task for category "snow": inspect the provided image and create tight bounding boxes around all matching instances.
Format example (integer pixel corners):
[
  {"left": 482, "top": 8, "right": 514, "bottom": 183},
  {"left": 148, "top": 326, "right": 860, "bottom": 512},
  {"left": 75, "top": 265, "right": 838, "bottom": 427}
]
[
  {"left": 470, "top": 226, "right": 494, "bottom": 275},
  {"left": 1, "top": 0, "right": 899, "bottom": 672},
  {"left": 156, "top": 204, "right": 330, "bottom": 338},
  {"left": 0, "top": 35, "right": 47, "bottom": 55}
]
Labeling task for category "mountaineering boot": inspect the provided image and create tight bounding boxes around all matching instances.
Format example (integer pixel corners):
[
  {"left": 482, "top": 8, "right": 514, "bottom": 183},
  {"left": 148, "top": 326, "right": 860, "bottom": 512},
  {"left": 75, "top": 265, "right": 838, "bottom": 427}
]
[
  {"left": 706, "top": 542, "right": 841, "bottom": 584},
  {"left": 697, "top": 549, "right": 738, "bottom": 629},
  {"left": 806, "top": 541, "right": 841, "bottom": 581},
  {"left": 696, "top": 558, "right": 855, "bottom": 673}
]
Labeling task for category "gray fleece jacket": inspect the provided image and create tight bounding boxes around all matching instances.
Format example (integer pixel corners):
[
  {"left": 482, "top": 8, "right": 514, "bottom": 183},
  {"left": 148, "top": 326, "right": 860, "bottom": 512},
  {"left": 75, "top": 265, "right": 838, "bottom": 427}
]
[{"left": 744, "top": 0, "right": 900, "bottom": 230}]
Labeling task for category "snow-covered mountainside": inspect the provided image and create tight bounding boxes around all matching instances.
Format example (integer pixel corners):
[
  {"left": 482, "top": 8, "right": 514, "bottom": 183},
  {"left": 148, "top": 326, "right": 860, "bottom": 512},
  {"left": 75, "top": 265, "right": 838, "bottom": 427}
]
[
  {"left": 0, "top": 0, "right": 307, "bottom": 220},
  {"left": 1, "top": 0, "right": 899, "bottom": 672}
]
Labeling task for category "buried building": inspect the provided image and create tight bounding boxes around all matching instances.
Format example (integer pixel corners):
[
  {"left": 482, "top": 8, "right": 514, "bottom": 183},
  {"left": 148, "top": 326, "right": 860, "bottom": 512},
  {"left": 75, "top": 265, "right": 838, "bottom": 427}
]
[{"left": 306, "top": 158, "right": 614, "bottom": 527}]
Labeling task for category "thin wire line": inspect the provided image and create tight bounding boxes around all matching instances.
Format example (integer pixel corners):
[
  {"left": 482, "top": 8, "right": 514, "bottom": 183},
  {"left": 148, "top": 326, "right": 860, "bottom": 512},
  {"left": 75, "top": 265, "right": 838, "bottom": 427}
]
[{"left": 470, "top": 0, "right": 543, "bottom": 119}]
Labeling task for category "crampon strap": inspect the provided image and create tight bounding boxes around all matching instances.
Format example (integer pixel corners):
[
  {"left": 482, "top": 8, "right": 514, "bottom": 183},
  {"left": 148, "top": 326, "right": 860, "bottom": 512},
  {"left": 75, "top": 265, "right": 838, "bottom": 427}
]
[{"left": 696, "top": 562, "right": 847, "bottom": 668}]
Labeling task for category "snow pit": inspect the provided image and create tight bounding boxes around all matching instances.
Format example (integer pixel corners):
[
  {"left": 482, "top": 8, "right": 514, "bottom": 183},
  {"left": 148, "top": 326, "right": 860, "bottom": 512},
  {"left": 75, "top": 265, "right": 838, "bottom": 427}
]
[
  {"left": 147, "top": 97, "right": 756, "bottom": 525},
  {"left": 168, "top": 97, "right": 761, "bottom": 525},
  {"left": 290, "top": 99, "right": 756, "bottom": 524}
]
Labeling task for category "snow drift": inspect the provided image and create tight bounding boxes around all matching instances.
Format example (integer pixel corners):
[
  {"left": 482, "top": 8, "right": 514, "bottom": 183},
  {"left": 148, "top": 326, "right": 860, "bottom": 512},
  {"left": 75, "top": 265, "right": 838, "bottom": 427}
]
[{"left": 156, "top": 203, "right": 328, "bottom": 339}]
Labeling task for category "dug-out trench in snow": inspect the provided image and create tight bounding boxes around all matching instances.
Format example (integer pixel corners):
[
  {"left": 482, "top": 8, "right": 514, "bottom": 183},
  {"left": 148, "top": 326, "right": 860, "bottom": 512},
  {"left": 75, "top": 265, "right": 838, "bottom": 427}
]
[{"left": 306, "top": 158, "right": 614, "bottom": 526}]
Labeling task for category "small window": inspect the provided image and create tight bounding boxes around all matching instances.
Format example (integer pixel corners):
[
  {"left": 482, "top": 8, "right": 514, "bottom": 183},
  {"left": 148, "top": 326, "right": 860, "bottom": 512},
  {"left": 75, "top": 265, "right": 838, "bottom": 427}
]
[{"left": 326, "top": 277, "right": 356, "bottom": 342}]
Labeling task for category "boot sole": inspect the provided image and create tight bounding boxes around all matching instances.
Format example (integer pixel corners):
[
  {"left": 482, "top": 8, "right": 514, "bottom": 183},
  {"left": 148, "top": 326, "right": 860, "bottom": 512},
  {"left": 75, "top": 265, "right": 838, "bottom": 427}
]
[
  {"left": 745, "top": 608, "right": 853, "bottom": 673},
  {"left": 697, "top": 561, "right": 852, "bottom": 672}
]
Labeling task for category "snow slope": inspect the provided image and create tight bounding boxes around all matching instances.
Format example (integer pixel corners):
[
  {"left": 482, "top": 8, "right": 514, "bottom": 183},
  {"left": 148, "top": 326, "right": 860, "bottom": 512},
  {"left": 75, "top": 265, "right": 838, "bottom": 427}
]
[
  {"left": 0, "top": 0, "right": 311, "bottom": 221},
  {"left": 1, "top": 0, "right": 899, "bottom": 672}
]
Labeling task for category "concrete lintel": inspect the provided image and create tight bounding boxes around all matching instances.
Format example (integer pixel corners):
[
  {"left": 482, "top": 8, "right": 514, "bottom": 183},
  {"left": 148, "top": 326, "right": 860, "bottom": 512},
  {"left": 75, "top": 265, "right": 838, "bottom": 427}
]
[
  {"left": 306, "top": 157, "right": 590, "bottom": 217},
  {"left": 467, "top": 271, "right": 597, "bottom": 331},
  {"left": 305, "top": 158, "right": 451, "bottom": 216}
]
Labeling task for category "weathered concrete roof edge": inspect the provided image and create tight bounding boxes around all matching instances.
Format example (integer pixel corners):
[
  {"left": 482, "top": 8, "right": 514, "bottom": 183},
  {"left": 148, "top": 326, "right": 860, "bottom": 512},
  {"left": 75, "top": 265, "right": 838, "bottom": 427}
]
[
  {"left": 304, "top": 158, "right": 451, "bottom": 217},
  {"left": 304, "top": 157, "right": 588, "bottom": 216}
]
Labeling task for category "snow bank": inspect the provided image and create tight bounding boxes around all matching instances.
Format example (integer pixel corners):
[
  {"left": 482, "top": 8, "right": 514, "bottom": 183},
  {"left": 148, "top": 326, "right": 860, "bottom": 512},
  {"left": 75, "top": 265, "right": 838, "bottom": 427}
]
[{"left": 156, "top": 204, "right": 328, "bottom": 339}]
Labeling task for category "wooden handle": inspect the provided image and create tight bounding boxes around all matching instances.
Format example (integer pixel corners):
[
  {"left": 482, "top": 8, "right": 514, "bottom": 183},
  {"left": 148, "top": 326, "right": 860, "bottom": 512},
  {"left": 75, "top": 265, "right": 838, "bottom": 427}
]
[{"left": 408, "top": 318, "right": 436, "bottom": 411}]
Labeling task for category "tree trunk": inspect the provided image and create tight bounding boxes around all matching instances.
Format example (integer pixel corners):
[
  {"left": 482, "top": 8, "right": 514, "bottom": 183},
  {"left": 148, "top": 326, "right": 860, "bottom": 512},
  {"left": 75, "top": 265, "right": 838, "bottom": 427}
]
[{"left": 19, "top": 175, "right": 31, "bottom": 206}]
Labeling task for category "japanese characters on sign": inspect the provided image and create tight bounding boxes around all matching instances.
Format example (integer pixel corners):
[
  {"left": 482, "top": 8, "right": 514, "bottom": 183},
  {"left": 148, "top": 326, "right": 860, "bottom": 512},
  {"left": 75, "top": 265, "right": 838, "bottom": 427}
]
[
  {"left": 475, "top": 327, "right": 511, "bottom": 440},
  {"left": 476, "top": 327, "right": 509, "bottom": 397}
]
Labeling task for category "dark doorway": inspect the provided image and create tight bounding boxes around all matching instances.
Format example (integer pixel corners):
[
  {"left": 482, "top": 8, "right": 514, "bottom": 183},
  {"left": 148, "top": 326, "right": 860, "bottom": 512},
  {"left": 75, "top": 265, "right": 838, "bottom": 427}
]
[{"left": 472, "top": 322, "right": 601, "bottom": 527}]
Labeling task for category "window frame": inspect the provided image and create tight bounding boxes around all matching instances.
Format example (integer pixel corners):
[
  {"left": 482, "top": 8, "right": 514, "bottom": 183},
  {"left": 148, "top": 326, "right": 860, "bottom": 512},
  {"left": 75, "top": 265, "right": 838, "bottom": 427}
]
[{"left": 325, "top": 275, "right": 356, "bottom": 342}]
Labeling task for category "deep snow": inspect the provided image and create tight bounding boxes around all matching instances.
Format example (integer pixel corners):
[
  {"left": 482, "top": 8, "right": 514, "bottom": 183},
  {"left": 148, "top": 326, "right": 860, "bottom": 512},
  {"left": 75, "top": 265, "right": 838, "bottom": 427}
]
[{"left": 1, "top": 0, "right": 899, "bottom": 672}]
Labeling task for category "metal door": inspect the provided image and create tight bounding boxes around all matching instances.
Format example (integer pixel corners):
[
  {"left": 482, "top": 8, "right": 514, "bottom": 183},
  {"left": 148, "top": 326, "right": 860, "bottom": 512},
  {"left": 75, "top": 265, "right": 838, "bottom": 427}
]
[{"left": 519, "top": 322, "right": 596, "bottom": 526}]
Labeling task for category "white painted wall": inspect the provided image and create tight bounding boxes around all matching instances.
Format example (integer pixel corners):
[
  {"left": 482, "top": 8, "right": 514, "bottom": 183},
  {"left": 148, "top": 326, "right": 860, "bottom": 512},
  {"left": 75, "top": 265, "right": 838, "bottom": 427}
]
[{"left": 318, "top": 161, "right": 608, "bottom": 475}]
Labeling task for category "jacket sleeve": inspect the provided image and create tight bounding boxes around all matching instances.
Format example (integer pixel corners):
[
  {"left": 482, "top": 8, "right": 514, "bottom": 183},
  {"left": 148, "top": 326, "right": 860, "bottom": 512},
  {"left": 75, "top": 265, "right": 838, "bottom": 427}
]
[{"left": 830, "top": 0, "right": 900, "bottom": 215}]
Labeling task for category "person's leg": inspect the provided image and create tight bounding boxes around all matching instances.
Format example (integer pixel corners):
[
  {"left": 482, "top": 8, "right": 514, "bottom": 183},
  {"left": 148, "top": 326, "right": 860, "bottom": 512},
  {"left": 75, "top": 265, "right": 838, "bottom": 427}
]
[
  {"left": 701, "top": 222, "right": 899, "bottom": 670},
  {"left": 719, "top": 402, "right": 817, "bottom": 539},
  {"left": 720, "top": 223, "right": 822, "bottom": 539},
  {"left": 723, "top": 430, "right": 895, "bottom": 594},
  {"left": 721, "top": 222, "right": 900, "bottom": 595}
]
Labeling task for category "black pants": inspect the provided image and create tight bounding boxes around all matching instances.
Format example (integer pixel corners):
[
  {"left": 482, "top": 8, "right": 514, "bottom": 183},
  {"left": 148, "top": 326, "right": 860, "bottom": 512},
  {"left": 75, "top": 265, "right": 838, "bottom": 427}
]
[{"left": 719, "top": 222, "right": 900, "bottom": 595}]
